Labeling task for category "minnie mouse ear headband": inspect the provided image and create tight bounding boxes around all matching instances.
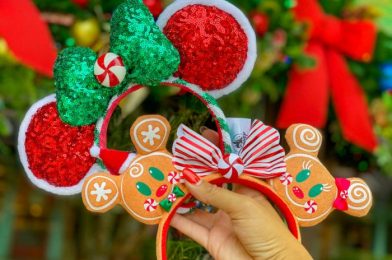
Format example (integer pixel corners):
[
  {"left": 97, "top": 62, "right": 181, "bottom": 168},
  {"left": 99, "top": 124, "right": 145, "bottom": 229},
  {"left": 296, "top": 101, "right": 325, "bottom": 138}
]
[
  {"left": 55, "top": 0, "right": 256, "bottom": 127},
  {"left": 18, "top": 0, "right": 256, "bottom": 194}
]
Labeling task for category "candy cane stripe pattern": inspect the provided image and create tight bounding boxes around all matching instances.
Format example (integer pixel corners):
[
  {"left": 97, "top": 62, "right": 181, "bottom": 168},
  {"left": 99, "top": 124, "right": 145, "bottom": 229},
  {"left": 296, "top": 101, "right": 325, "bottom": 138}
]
[
  {"left": 144, "top": 198, "right": 158, "bottom": 212},
  {"left": 168, "top": 193, "right": 176, "bottom": 203},
  {"left": 218, "top": 153, "right": 244, "bottom": 179},
  {"left": 94, "top": 53, "right": 126, "bottom": 87},
  {"left": 239, "top": 120, "right": 286, "bottom": 178},
  {"left": 304, "top": 200, "right": 318, "bottom": 214},
  {"left": 172, "top": 119, "right": 286, "bottom": 180},
  {"left": 168, "top": 171, "right": 180, "bottom": 184},
  {"left": 280, "top": 172, "right": 293, "bottom": 186}
]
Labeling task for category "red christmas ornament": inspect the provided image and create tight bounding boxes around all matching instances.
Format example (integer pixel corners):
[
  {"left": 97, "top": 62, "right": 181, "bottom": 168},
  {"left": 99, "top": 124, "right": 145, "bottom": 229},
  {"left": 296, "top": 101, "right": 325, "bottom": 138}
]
[
  {"left": 250, "top": 11, "right": 269, "bottom": 36},
  {"left": 143, "top": 0, "right": 163, "bottom": 18},
  {"left": 72, "top": 0, "right": 89, "bottom": 8}
]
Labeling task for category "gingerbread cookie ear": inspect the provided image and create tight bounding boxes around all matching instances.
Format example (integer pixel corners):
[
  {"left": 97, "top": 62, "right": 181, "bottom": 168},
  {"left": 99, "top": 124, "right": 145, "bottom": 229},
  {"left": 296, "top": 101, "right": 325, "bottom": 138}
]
[
  {"left": 130, "top": 115, "right": 171, "bottom": 154},
  {"left": 82, "top": 173, "right": 121, "bottom": 213},
  {"left": 285, "top": 124, "right": 322, "bottom": 157},
  {"left": 157, "top": 0, "right": 257, "bottom": 98},
  {"left": 340, "top": 178, "right": 372, "bottom": 217}
]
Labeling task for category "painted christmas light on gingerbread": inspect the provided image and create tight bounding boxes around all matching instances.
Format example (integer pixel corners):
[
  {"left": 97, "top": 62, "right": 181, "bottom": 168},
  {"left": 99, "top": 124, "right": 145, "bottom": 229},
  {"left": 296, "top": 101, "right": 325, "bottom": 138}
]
[{"left": 270, "top": 124, "right": 372, "bottom": 227}]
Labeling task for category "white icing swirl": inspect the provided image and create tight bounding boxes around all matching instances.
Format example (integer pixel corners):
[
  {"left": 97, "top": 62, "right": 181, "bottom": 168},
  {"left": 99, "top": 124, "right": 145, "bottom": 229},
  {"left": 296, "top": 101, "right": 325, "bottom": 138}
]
[
  {"left": 293, "top": 125, "right": 322, "bottom": 153},
  {"left": 347, "top": 181, "right": 372, "bottom": 211},
  {"left": 128, "top": 163, "right": 144, "bottom": 178}
]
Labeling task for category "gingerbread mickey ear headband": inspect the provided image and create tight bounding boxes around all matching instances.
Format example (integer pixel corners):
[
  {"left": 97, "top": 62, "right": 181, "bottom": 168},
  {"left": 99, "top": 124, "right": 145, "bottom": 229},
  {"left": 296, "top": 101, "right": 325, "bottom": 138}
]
[{"left": 17, "top": 0, "right": 372, "bottom": 259}]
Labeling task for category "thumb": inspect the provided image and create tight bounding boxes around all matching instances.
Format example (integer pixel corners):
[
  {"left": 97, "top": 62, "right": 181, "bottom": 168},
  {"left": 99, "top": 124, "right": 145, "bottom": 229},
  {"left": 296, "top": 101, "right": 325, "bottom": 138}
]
[{"left": 182, "top": 169, "right": 257, "bottom": 219}]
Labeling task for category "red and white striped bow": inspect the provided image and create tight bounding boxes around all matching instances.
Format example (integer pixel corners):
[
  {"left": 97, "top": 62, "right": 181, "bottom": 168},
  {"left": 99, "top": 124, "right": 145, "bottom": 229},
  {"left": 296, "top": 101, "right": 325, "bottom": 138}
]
[{"left": 172, "top": 120, "right": 286, "bottom": 180}]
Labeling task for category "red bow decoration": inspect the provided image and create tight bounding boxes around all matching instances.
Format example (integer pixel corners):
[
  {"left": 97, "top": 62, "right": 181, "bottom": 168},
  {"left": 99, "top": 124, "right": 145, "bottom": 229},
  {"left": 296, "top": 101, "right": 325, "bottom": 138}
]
[
  {"left": 277, "top": 0, "right": 377, "bottom": 152},
  {"left": 0, "top": 0, "right": 57, "bottom": 77},
  {"left": 333, "top": 178, "right": 351, "bottom": 211},
  {"left": 172, "top": 120, "right": 286, "bottom": 180}
]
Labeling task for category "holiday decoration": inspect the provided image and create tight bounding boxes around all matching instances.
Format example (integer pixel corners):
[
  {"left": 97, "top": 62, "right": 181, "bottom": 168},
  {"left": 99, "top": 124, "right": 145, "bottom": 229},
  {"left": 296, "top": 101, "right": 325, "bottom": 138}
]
[
  {"left": 54, "top": 0, "right": 258, "bottom": 127},
  {"left": 156, "top": 0, "right": 257, "bottom": 98},
  {"left": 269, "top": 124, "right": 372, "bottom": 227},
  {"left": 380, "top": 62, "right": 392, "bottom": 92},
  {"left": 173, "top": 120, "right": 286, "bottom": 179},
  {"left": 15, "top": 0, "right": 376, "bottom": 259},
  {"left": 143, "top": 0, "right": 163, "bottom": 18},
  {"left": 250, "top": 11, "right": 269, "bottom": 36},
  {"left": 54, "top": 0, "right": 180, "bottom": 126},
  {"left": 94, "top": 53, "right": 126, "bottom": 88},
  {"left": 71, "top": 18, "right": 100, "bottom": 47},
  {"left": 17, "top": 95, "right": 99, "bottom": 195},
  {"left": 277, "top": 0, "right": 378, "bottom": 152},
  {"left": 158, "top": 118, "right": 300, "bottom": 259},
  {"left": 168, "top": 171, "right": 180, "bottom": 184},
  {"left": 72, "top": 0, "right": 89, "bottom": 8},
  {"left": 83, "top": 115, "right": 186, "bottom": 224},
  {"left": 144, "top": 198, "right": 159, "bottom": 212},
  {"left": 0, "top": 0, "right": 57, "bottom": 76}
]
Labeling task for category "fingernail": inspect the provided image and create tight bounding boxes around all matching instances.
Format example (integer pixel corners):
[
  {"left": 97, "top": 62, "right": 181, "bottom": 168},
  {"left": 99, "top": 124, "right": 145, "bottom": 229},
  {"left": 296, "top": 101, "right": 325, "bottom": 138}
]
[
  {"left": 199, "top": 126, "right": 208, "bottom": 133},
  {"left": 182, "top": 168, "right": 201, "bottom": 186}
]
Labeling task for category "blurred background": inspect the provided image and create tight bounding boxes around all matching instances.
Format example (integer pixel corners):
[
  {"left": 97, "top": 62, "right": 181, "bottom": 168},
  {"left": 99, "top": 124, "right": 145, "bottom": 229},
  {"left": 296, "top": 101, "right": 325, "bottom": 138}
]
[{"left": 0, "top": 0, "right": 392, "bottom": 259}]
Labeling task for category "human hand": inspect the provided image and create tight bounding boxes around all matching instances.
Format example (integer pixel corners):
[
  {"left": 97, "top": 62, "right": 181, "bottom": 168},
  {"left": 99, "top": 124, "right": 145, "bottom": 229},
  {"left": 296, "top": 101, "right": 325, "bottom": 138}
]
[{"left": 170, "top": 128, "right": 312, "bottom": 260}]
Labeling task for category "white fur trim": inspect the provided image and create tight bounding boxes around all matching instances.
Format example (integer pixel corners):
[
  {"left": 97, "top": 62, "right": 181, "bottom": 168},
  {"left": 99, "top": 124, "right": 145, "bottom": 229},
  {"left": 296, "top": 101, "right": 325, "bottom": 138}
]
[
  {"left": 157, "top": 0, "right": 257, "bottom": 99},
  {"left": 90, "top": 145, "right": 101, "bottom": 158},
  {"left": 119, "top": 153, "right": 136, "bottom": 173},
  {"left": 17, "top": 94, "right": 102, "bottom": 196}
]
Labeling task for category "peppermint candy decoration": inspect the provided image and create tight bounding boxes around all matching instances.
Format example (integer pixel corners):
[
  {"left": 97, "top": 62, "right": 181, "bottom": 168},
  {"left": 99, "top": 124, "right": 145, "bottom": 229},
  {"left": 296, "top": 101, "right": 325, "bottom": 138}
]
[
  {"left": 304, "top": 200, "right": 318, "bottom": 214},
  {"left": 144, "top": 198, "right": 158, "bottom": 212},
  {"left": 168, "top": 171, "right": 180, "bottom": 184},
  {"left": 280, "top": 172, "right": 293, "bottom": 186},
  {"left": 168, "top": 193, "right": 176, "bottom": 203},
  {"left": 340, "top": 190, "right": 348, "bottom": 199},
  {"left": 94, "top": 52, "right": 126, "bottom": 88},
  {"left": 218, "top": 153, "right": 244, "bottom": 179}
]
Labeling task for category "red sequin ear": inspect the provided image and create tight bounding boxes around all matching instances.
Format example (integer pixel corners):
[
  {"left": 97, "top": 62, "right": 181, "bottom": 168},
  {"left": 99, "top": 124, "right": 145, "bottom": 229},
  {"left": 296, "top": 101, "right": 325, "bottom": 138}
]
[
  {"left": 157, "top": 0, "right": 256, "bottom": 98},
  {"left": 18, "top": 95, "right": 100, "bottom": 195}
]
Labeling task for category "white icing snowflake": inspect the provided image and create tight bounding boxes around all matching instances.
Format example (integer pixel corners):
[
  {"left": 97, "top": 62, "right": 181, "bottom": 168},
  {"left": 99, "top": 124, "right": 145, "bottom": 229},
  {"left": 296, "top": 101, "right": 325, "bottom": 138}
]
[
  {"left": 90, "top": 182, "right": 112, "bottom": 202},
  {"left": 141, "top": 124, "right": 161, "bottom": 145}
]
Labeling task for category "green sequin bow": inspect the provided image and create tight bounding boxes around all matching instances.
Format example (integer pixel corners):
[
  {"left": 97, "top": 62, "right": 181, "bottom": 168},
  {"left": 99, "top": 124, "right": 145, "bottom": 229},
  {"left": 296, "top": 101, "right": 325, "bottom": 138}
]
[
  {"left": 54, "top": 0, "right": 180, "bottom": 126},
  {"left": 159, "top": 186, "right": 185, "bottom": 212}
]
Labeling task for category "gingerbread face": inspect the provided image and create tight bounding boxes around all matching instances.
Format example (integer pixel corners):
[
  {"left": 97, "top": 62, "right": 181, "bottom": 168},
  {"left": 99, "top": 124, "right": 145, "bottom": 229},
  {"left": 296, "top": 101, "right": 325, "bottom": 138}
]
[
  {"left": 82, "top": 115, "right": 185, "bottom": 225},
  {"left": 270, "top": 124, "right": 372, "bottom": 227},
  {"left": 273, "top": 157, "right": 337, "bottom": 226}
]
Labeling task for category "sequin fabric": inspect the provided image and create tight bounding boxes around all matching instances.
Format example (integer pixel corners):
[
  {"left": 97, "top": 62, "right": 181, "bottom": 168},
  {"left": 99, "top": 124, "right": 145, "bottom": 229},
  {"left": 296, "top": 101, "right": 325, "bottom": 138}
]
[
  {"left": 25, "top": 103, "right": 96, "bottom": 187},
  {"left": 54, "top": 47, "right": 120, "bottom": 126},
  {"left": 54, "top": 0, "right": 180, "bottom": 126},
  {"left": 163, "top": 5, "right": 248, "bottom": 91},
  {"left": 110, "top": 0, "right": 180, "bottom": 86}
]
